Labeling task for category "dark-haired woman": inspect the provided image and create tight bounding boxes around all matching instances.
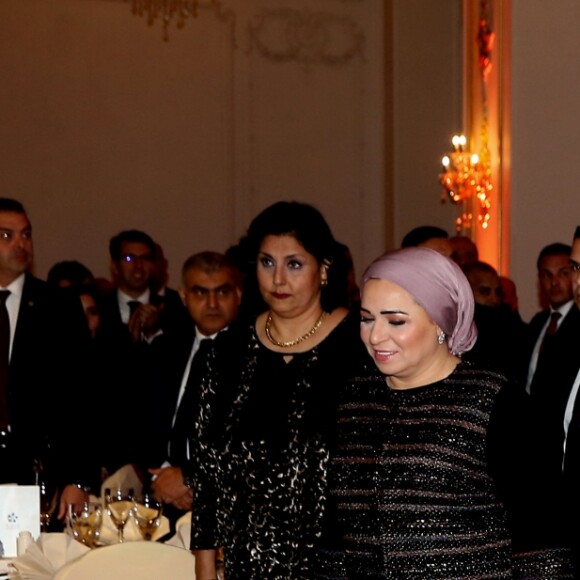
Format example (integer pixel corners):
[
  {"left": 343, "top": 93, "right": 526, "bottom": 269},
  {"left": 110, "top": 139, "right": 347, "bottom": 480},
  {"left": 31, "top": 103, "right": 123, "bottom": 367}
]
[{"left": 190, "top": 201, "right": 367, "bottom": 580}]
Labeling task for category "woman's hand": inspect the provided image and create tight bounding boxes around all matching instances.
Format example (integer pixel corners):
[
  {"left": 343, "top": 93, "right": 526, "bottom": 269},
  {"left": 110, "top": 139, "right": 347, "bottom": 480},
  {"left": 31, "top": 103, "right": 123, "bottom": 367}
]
[{"left": 57, "top": 484, "right": 89, "bottom": 520}]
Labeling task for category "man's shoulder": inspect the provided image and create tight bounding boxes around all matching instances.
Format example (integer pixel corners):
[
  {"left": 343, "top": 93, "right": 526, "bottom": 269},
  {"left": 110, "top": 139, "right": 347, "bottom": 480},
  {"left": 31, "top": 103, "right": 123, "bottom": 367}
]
[
  {"left": 529, "top": 308, "right": 550, "bottom": 327},
  {"left": 559, "top": 304, "right": 580, "bottom": 334},
  {"left": 22, "top": 273, "right": 71, "bottom": 306},
  {"left": 564, "top": 304, "right": 580, "bottom": 321},
  {"left": 22, "top": 272, "right": 48, "bottom": 294},
  {"left": 97, "top": 289, "right": 122, "bottom": 316}
]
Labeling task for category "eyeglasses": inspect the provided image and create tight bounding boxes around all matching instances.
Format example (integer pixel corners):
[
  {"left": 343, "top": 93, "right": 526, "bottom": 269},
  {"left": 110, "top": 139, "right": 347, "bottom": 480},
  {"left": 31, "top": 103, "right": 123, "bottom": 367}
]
[
  {"left": 120, "top": 253, "right": 153, "bottom": 264},
  {"left": 569, "top": 259, "right": 580, "bottom": 273}
]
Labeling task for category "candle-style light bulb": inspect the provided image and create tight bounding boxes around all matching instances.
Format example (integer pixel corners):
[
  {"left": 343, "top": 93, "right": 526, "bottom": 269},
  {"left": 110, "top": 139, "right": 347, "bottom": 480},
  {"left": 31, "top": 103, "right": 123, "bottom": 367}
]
[
  {"left": 471, "top": 153, "right": 480, "bottom": 165},
  {"left": 442, "top": 156, "right": 451, "bottom": 169}
]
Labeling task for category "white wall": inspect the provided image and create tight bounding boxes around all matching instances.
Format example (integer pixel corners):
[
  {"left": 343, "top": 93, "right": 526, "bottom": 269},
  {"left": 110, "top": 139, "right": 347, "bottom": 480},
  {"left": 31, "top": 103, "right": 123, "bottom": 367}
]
[
  {"left": 0, "top": 0, "right": 469, "bottom": 292},
  {"left": 510, "top": 0, "right": 580, "bottom": 320},
  {"left": 0, "top": 0, "right": 387, "bottom": 287},
  {"left": 392, "top": 0, "right": 463, "bottom": 247},
  {"left": 13, "top": 0, "right": 562, "bottom": 313}
]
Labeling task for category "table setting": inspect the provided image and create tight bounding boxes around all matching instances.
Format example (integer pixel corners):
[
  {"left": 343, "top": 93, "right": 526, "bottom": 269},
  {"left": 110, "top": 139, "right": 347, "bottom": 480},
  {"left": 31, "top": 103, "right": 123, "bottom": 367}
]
[
  {"left": 2, "top": 491, "right": 192, "bottom": 579},
  {"left": 6, "top": 506, "right": 190, "bottom": 579}
]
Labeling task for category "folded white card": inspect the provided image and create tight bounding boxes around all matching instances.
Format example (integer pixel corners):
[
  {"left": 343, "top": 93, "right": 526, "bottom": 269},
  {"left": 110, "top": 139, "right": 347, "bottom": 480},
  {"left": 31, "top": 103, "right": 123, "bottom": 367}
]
[{"left": 0, "top": 486, "right": 40, "bottom": 558}]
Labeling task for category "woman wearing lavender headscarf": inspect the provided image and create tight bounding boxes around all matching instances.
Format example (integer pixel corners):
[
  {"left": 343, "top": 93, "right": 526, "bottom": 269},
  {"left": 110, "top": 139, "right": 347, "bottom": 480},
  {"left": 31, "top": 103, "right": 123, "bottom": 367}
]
[{"left": 316, "top": 247, "right": 573, "bottom": 579}]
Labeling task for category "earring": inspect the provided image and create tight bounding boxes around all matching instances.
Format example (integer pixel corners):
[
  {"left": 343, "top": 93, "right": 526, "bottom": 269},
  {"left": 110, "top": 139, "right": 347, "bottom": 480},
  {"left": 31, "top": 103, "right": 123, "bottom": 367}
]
[
  {"left": 320, "top": 278, "right": 328, "bottom": 287},
  {"left": 437, "top": 331, "right": 446, "bottom": 345}
]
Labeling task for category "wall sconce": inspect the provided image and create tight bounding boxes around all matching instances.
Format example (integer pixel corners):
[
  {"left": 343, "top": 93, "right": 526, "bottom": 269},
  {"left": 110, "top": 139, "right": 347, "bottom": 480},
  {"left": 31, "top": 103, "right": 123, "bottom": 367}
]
[{"left": 439, "top": 134, "right": 492, "bottom": 232}]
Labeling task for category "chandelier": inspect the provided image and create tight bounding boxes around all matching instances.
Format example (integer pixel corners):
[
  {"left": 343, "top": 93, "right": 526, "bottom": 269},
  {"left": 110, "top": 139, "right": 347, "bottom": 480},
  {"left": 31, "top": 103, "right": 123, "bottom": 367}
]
[
  {"left": 438, "top": 0, "right": 494, "bottom": 232},
  {"left": 129, "top": 0, "right": 213, "bottom": 41},
  {"left": 439, "top": 134, "right": 492, "bottom": 230}
]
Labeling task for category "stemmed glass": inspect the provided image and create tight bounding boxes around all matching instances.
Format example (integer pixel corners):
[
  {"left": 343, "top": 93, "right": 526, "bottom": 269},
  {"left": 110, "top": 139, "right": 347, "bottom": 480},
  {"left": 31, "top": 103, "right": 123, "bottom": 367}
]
[
  {"left": 104, "top": 488, "right": 134, "bottom": 543},
  {"left": 38, "top": 481, "right": 59, "bottom": 533},
  {"left": 132, "top": 493, "right": 163, "bottom": 541},
  {"left": 68, "top": 501, "right": 103, "bottom": 548}
]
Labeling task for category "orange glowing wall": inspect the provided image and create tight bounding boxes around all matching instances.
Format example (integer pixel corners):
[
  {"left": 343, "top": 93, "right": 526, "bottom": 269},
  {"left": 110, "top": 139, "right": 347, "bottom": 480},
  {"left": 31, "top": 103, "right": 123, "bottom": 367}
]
[{"left": 464, "top": 0, "right": 511, "bottom": 275}]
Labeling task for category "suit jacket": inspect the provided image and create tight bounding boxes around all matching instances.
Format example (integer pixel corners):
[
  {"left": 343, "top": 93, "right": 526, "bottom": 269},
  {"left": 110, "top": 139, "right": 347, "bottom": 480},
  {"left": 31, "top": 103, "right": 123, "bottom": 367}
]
[
  {"left": 528, "top": 305, "right": 580, "bottom": 476},
  {"left": 144, "top": 320, "right": 217, "bottom": 531},
  {"left": 4, "top": 273, "right": 93, "bottom": 486},
  {"left": 462, "top": 304, "right": 529, "bottom": 387},
  {"left": 547, "top": 308, "right": 580, "bottom": 567},
  {"left": 525, "top": 306, "right": 575, "bottom": 388},
  {"left": 97, "top": 288, "right": 188, "bottom": 345},
  {"left": 146, "top": 320, "right": 197, "bottom": 469},
  {"left": 146, "top": 320, "right": 216, "bottom": 469},
  {"left": 93, "top": 289, "right": 188, "bottom": 475}
]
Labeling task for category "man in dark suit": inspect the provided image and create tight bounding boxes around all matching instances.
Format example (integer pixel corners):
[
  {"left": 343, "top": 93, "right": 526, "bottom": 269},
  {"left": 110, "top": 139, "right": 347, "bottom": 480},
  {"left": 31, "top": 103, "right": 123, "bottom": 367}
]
[
  {"left": 147, "top": 251, "right": 242, "bottom": 527},
  {"left": 94, "top": 229, "right": 188, "bottom": 477},
  {"left": 525, "top": 242, "right": 574, "bottom": 394},
  {"left": 0, "top": 198, "right": 94, "bottom": 524},
  {"left": 461, "top": 260, "right": 529, "bottom": 386},
  {"left": 521, "top": 242, "right": 580, "bottom": 489},
  {"left": 557, "top": 228, "right": 580, "bottom": 572},
  {"left": 525, "top": 240, "right": 580, "bottom": 476},
  {"left": 99, "top": 230, "right": 187, "bottom": 343}
]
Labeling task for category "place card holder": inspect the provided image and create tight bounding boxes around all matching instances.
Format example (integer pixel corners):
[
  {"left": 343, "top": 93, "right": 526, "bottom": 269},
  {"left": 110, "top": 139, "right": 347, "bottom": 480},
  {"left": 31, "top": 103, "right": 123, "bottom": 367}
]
[{"left": 0, "top": 485, "right": 41, "bottom": 557}]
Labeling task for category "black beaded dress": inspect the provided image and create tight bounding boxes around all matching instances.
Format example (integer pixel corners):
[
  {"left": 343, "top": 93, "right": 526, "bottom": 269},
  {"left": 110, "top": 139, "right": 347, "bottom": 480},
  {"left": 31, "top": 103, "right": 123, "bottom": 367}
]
[
  {"left": 189, "top": 311, "right": 366, "bottom": 580},
  {"left": 316, "top": 362, "right": 573, "bottom": 579}
]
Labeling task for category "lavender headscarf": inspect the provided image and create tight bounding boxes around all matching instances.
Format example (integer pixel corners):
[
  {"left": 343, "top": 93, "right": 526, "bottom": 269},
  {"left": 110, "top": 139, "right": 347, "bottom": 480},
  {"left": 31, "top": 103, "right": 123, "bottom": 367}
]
[{"left": 361, "top": 247, "right": 477, "bottom": 356}]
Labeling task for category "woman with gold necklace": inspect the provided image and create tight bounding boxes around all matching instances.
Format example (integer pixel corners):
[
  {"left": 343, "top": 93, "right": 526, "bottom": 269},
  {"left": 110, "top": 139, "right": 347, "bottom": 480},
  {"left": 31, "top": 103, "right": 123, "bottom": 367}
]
[{"left": 190, "top": 201, "right": 367, "bottom": 580}]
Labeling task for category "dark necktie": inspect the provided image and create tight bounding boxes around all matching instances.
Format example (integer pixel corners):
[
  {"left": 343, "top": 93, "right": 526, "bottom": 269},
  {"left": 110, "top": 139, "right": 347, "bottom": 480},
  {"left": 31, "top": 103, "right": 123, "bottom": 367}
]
[
  {"left": 539, "top": 311, "right": 561, "bottom": 354},
  {"left": 0, "top": 290, "right": 12, "bottom": 431},
  {"left": 168, "top": 338, "right": 213, "bottom": 464},
  {"left": 127, "top": 300, "right": 141, "bottom": 318}
]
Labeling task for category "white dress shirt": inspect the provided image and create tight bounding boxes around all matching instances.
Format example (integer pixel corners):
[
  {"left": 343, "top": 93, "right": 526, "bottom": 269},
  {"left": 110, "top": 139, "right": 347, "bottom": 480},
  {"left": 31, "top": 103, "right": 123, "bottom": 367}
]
[{"left": 117, "top": 288, "right": 151, "bottom": 324}]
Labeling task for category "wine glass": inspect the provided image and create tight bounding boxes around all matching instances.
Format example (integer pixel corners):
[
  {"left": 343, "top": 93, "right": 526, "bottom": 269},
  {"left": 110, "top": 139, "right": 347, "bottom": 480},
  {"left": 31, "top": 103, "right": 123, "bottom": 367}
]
[
  {"left": 132, "top": 493, "right": 163, "bottom": 541},
  {"left": 68, "top": 501, "right": 103, "bottom": 548},
  {"left": 38, "top": 480, "right": 59, "bottom": 533},
  {"left": 104, "top": 488, "right": 134, "bottom": 543}
]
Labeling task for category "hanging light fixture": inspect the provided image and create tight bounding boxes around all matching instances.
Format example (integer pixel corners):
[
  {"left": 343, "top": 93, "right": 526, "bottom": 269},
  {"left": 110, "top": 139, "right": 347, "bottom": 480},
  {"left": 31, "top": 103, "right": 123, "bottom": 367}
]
[
  {"left": 439, "top": 0, "right": 494, "bottom": 232},
  {"left": 439, "top": 133, "right": 492, "bottom": 231},
  {"left": 129, "top": 0, "right": 214, "bottom": 42}
]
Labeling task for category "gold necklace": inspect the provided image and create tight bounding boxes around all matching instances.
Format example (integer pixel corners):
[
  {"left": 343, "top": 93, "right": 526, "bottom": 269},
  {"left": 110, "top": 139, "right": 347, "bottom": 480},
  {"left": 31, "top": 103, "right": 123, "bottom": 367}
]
[{"left": 264, "top": 310, "right": 328, "bottom": 348}]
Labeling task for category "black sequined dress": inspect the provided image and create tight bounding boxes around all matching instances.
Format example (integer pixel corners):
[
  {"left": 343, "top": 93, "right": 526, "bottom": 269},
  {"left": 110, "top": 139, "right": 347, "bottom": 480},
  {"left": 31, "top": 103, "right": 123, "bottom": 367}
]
[
  {"left": 189, "top": 312, "right": 366, "bottom": 580},
  {"left": 316, "top": 362, "right": 573, "bottom": 579}
]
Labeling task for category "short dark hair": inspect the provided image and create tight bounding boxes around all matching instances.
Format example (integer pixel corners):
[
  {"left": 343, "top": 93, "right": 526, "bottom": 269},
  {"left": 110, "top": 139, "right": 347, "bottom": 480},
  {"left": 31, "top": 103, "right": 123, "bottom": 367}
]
[
  {"left": 239, "top": 201, "right": 349, "bottom": 313},
  {"left": 0, "top": 198, "right": 26, "bottom": 214},
  {"left": 181, "top": 251, "right": 241, "bottom": 287},
  {"left": 461, "top": 260, "right": 498, "bottom": 278},
  {"left": 109, "top": 230, "right": 157, "bottom": 261},
  {"left": 536, "top": 242, "right": 572, "bottom": 269},
  {"left": 47, "top": 260, "right": 94, "bottom": 287},
  {"left": 401, "top": 226, "right": 448, "bottom": 248},
  {"left": 74, "top": 283, "right": 101, "bottom": 303}
]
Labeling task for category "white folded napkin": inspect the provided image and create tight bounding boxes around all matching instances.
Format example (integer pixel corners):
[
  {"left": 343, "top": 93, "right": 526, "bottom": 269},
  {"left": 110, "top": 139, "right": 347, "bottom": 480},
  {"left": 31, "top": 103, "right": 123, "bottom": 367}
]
[
  {"left": 100, "top": 465, "right": 143, "bottom": 502},
  {"left": 165, "top": 512, "right": 191, "bottom": 549},
  {"left": 9, "top": 533, "right": 89, "bottom": 579}
]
